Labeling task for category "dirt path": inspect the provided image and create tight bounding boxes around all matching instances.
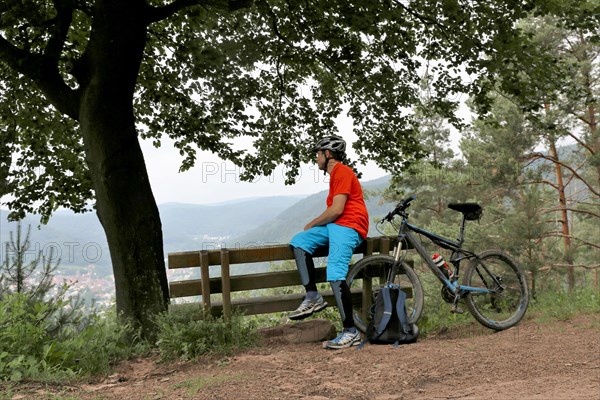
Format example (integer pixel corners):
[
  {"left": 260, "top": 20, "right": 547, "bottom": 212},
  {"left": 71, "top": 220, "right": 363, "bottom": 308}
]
[{"left": 8, "top": 314, "right": 600, "bottom": 399}]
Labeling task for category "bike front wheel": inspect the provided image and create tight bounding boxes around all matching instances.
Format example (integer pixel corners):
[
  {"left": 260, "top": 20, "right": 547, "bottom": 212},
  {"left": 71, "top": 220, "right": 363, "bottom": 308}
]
[
  {"left": 463, "top": 250, "right": 529, "bottom": 330},
  {"left": 346, "top": 255, "right": 424, "bottom": 333}
]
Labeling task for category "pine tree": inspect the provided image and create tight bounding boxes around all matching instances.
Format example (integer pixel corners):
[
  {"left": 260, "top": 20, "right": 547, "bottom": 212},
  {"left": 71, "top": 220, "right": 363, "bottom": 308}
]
[
  {"left": 1, "top": 222, "right": 57, "bottom": 301},
  {"left": 1, "top": 222, "right": 87, "bottom": 338}
]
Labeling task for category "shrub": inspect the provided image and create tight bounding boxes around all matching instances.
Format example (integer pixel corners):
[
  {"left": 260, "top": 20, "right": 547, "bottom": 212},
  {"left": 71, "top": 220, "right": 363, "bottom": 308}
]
[
  {"left": 0, "top": 293, "right": 146, "bottom": 381},
  {"left": 155, "top": 306, "right": 258, "bottom": 361},
  {"left": 0, "top": 223, "right": 148, "bottom": 382}
]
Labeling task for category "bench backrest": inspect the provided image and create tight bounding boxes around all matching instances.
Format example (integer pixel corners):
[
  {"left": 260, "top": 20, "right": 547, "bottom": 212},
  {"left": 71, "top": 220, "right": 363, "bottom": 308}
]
[{"left": 168, "top": 236, "right": 400, "bottom": 318}]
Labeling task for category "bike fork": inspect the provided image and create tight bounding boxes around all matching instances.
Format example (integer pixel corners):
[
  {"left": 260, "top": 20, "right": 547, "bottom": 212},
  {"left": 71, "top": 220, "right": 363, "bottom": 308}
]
[{"left": 387, "top": 240, "right": 405, "bottom": 283}]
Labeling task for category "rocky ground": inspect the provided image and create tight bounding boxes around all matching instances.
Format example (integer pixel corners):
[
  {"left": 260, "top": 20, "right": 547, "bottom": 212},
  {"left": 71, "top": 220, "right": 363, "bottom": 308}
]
[{"left": 6, "top": 313, "right": 600, "bottom": 400}]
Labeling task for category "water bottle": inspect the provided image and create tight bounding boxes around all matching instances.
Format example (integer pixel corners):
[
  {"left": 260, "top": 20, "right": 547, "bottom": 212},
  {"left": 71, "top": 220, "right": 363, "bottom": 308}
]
[{"left": 432, "top": 253, "right": 454, "bottom": 279}]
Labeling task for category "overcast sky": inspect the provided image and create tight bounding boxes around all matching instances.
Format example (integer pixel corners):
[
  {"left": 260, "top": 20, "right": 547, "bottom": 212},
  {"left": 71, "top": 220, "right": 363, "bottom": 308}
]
[
  {"left": 140, "top": 130, "right": 389, "bottom": 206},
  {"left": 139, "top": 108, "right": 473, "bottom": 206}
]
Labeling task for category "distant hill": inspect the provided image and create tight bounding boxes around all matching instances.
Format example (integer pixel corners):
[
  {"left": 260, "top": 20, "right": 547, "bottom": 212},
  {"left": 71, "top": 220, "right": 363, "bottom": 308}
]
[
  {"left": 160, "top": 196, "right": 307, "bottom": 252},
  {"left": 0, "top": 175, "right": 395, "bottom": 277},
  {"left": 0, "top": 195, "right": 305, "bottom": 275},
  {"left": 0, "top": 172, "right": 396, "bottom": 277},
  {"left": 229, "top": 175, "right": 394, "bottom": 247},
  {"left": 0, "top": 210, "right": 111, "bottom": 272}
]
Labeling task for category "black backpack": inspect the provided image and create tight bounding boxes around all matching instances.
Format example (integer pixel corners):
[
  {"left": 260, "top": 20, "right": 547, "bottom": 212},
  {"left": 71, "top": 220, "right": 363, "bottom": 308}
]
[{"left": 359, "top": 284, "right": 419, "bottom": 348}]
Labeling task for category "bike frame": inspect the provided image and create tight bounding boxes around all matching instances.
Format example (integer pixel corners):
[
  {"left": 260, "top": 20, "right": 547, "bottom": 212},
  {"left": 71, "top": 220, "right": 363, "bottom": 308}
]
[{"left": 391, "top": 215, "right": 499, "bottom": 296}]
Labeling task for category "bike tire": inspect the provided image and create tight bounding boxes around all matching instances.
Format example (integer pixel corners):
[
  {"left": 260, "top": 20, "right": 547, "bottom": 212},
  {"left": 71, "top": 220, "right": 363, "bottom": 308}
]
[
  {"left": 346, "top": 255, "right": 424, "bottom": 333},
  {"left": 463, "top": 250, "right": 529, "bottom": 331}
]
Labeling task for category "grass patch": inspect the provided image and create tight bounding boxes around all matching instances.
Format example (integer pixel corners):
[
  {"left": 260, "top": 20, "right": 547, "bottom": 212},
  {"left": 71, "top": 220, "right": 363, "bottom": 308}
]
[
  {"left": 529, "top": 286, "right": 599, "bottom": 324},
  {"left": 172, "top": 373, "right": 246, "bottom": 397}
]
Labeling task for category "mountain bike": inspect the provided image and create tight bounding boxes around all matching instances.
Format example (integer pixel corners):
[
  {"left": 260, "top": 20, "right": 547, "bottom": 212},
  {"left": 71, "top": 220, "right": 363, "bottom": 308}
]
[{"left": 346, "top": 195, "right": 529, "bottom": 332}]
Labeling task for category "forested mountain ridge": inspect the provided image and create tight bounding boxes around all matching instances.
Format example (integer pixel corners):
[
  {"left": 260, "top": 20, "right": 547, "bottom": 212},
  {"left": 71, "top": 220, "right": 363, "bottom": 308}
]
[
  {"left": 0, "top": 176, "right": 394, "bottom": 274},
  {"left": 230, "top": 175, "right": 394, "bottom": 246},
  {"left": 0, "top": 196, "right": 303, "bottom": 274}
]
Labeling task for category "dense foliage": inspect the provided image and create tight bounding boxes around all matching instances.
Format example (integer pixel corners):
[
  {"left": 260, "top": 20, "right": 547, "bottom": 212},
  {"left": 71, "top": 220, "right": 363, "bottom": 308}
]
[
  {"left": 0, "top": 294, "right": 142, "bottom": 381},
  {"left": 384, "top": 7, "right": 599, "bottom": 293},
  {"left": 0, "top": 223, "right": 145, "bottom": 381},
  {"left": 0, "top": 0, "right": 553, "bottom": 217}
]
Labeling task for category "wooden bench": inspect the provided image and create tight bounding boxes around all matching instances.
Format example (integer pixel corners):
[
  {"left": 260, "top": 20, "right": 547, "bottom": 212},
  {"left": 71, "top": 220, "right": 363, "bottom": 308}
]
[{"left": 168, "top": 236, "right": 402, "bottom": 319}]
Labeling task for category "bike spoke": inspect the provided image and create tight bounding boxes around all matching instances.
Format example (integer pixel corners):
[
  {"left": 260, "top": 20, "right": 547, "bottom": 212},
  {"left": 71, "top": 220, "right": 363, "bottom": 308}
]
[
  {"left": 464, "top": 251, "right": 529, "bottom": 330},
  {"left": 346, "top": 255, "right": 424, "bottom": 333}
]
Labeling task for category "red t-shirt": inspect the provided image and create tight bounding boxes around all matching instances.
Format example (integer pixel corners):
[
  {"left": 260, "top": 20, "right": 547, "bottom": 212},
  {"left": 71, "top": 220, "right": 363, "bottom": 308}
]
[{"left": 327, "top": 163, "right": 369, "bottom": 239}]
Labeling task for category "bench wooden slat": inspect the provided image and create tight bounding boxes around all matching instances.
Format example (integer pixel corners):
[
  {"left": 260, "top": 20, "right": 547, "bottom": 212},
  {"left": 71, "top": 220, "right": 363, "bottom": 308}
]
[
  {"left": 168, "top": 237, "right": 405, "bottom": 269},
  {"left": 171, "top": 286, "right": 413, "bottom": 318},
  {"left": 169, "top": 268, "right": 328, "bottom": 298},
  {"left": 172, "top": 289, "right": 363, "bottom": 317},
  {"left": 168, "top": 258, "right": 413, "bottom": 298}
]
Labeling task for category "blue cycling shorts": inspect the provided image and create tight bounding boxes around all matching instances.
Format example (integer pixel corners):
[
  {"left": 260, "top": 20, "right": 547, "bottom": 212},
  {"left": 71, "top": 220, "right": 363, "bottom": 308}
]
[{"left": 290, "top": 223, "right": 363, "bottom": 281}]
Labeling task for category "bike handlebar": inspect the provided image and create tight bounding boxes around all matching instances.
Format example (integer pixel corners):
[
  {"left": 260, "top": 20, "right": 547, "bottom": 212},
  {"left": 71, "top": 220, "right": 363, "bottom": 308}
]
[{"left": 380, "top": 195, "right": 416, "bottom": 223}]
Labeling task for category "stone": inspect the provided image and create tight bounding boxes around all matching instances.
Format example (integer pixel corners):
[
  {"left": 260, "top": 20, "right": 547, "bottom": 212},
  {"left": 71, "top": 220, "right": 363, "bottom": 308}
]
[{"left": 259, "top": 319, "right": 337, "bottom": 344}]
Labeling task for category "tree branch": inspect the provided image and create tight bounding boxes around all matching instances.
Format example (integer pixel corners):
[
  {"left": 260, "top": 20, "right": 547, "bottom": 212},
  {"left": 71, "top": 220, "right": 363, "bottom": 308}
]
[
  {"left": 543, "top": 263, "right": 600, "bottom": 270},
  {"left": 572, "top": 111, "right": 590, "bottom": 126},
  {"left": 259, "top": 0, "right": 349, "bottom": 93},
  {"left": 44, "top": 0, "right": 76, "bottom": 64},
  {"left": 543, "top": 219, "right": 564, "bottom": 224},
  {"left": 145, "top": 0, "right": 253, "bottom": 23},
  {"left": 564, "top": 130, "right": 595, "bottom": 155},
  {"left": 392, "top": 0, "right": 452, "bottom": 43},
  {"left": 0, "top": 36, "right": 79, "bottom": 120},
  {"left": 578, "top": 201, "right": 600, "bottom": 207},
  {"left": 524, "top": 179, "right": 559, "bottom": 190},
  {"left": 540, "top": 207, "right": 600, "bottom": 219},
  {"left": 564, "top": 186, "right": 593, "bottom": 203},
  {"left": 541, "top": 232, "right": 600, "bottom": 249},
  {"left": 525, "top": 152, "right": 600, "bottom": 196},
  {"left": 564, "top": 158, "right": 588, "bottom": 187}
]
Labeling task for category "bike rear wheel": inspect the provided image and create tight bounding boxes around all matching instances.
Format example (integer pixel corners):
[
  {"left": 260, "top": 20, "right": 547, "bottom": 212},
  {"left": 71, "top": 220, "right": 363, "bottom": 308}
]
[
  {"left": 346, "top": 255, "right": 424, "bottom": 333},
  {"left": 463, "top": 250, "right": 529, "bottom": 330}
]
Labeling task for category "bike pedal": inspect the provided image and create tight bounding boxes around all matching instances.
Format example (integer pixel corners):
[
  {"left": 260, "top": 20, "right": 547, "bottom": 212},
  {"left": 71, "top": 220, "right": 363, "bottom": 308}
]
[{"left": 451, "top": 306, "right": 464, "bottom": 314}]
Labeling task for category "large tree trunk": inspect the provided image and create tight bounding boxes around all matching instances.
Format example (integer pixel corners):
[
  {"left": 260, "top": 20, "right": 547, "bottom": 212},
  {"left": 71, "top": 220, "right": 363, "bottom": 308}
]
[{"left": 77, "top": 1, "right": 169, "bottom": 337}]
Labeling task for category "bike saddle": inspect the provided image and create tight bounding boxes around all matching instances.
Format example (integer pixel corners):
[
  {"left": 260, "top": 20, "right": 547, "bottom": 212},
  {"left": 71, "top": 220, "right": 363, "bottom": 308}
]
[{"left": 448, "top": 203, "right": 483, "bottom": 221}]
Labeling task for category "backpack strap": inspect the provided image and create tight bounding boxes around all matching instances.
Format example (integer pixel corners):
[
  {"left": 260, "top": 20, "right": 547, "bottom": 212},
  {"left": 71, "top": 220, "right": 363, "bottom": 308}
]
[
  {"left": 395, "top": 288, "right": 411, "bottom": 334},
  {"left": 356, "top": 338, "right": 368, "bottom": 350},
  {"left": 358, "top": 285, "right": 393, "bottom": 350},
  {"left": 374, "top": 285, "right": 393, "bottom": 336}
]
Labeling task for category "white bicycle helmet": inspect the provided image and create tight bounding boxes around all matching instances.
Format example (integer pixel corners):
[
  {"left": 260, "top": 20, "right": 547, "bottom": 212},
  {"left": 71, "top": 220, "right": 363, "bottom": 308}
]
[{"left": 311, "top": 135, "right": 346, "bottom": 153}]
